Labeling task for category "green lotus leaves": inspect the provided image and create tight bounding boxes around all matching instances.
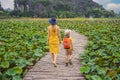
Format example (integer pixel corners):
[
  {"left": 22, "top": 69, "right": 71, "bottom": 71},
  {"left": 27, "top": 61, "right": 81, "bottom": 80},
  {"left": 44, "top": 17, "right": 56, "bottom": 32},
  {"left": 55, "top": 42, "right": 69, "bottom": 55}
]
[
  {"left": 0, "top": 61, "right": 10, "bottom": 68},
  {"left": 91, "top": 75, "right": 102, "bottom": 80},
  {"left": 6, "top": 67, "right": 22, "bottom": 76},
  {"left": 96, "top": 68, "right": 106, "bottom": 75},
  {"left": 0, "top": 20, "right": 47, "bottom": 79},
  {"left": 103, "top": 75, "right": 112, "bottom": 80},
  {"left": 13, "top": 75, "right": 22, "bottom": 80},
  {"left": 63, "top": 19, "right": 120, "bottom": 80},
  {"left": 15, "top": 58, "right": 28, "bottom": 68},
  {"left": 0, "top": 19, "right": 120, "bottom": 80},
  {"left": 80, "top": 66, "right": 90, "bottom": 73}
]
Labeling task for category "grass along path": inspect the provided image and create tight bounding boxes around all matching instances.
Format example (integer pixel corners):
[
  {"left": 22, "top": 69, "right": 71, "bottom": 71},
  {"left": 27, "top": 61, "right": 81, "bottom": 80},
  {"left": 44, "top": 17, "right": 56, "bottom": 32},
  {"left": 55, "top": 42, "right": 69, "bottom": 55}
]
[{"left": 24, "top": 30, "right": 88, "bottom": 80}]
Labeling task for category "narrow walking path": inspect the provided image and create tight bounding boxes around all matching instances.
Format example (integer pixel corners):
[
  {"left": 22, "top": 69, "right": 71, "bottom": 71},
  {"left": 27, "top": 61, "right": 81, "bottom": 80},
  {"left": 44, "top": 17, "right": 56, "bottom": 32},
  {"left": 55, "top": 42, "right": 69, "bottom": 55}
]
[{"left": 24, "top": 30, "right": 88, "bottom": 80}]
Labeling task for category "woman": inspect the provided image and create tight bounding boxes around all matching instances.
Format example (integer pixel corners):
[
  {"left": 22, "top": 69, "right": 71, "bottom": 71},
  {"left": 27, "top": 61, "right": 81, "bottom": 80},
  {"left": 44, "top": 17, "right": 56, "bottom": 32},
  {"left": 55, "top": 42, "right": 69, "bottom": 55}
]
[{"left": 47, "top": 17, "right": 61, "bottom": 67}]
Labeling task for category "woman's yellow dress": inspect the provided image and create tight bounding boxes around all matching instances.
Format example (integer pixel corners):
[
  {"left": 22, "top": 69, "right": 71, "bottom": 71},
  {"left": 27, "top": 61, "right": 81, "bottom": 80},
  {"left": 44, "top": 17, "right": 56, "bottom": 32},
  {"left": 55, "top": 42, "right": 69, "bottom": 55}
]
[{"left": 49, "top": 26, "right": 60, "bottom": 54}]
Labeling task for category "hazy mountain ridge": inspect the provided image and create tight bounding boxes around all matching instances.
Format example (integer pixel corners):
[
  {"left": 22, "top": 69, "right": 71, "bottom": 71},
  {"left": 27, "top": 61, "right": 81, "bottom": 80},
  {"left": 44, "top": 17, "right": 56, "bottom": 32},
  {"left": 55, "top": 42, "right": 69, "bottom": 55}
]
[{"left": 1, "top": 0, "right": 116, "bottom": 18}]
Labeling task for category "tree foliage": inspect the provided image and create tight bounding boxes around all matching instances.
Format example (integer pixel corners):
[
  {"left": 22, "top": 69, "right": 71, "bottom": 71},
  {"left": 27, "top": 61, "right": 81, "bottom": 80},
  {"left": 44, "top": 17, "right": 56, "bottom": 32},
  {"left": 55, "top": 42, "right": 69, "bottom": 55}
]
[
  {"left": 0, "top": 2, "right": 3, "bottom": 11},
  {"left": 0, "top": 2, "right": 11, "bottom": 19}
]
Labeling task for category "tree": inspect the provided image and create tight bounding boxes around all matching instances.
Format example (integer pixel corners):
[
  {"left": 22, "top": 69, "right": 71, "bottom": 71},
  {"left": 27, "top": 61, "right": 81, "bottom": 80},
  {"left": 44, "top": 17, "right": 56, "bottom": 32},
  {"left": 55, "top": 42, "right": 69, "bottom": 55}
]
[{"left": 0, "top": 2, "right": 3, "bottom": 11}]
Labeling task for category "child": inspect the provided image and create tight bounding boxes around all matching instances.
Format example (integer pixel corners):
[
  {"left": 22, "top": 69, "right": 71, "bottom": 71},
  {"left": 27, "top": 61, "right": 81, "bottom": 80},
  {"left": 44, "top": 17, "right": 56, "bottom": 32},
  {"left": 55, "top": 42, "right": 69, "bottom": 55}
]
[{"left": 63, "top": 30, "right": 73, "bottom": 66}]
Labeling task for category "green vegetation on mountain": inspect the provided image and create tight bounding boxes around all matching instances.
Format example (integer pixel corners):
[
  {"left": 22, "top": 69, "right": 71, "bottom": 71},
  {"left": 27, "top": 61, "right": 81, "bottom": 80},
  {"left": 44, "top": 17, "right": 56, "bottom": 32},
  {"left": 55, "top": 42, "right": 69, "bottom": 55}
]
[
  {"left": 11, "top": 0, "right": 115, "bottom": 18},
  {"left": 0, "top": 2, "right": 11, "bottom": 18}
]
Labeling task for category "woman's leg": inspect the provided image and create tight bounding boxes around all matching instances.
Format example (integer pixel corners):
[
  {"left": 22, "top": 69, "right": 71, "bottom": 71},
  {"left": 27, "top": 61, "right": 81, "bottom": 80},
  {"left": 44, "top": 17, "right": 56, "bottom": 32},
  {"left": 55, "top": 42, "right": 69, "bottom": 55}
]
[
  {"left": 51, "top": 53, "right": 54, "bottom": 63},
  {"left": 53, "top": 54, "right": 57, "bottom": 67},
  {"left": 54, "top": 54, "right": 57, "bottom": 63}
]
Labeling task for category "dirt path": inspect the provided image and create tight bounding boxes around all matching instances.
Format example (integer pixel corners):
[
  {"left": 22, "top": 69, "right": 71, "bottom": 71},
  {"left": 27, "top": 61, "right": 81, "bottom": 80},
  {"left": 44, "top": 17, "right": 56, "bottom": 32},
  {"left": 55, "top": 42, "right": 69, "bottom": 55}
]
[{"left": 24, "top": 30, "right": 88, "bottom": 80}]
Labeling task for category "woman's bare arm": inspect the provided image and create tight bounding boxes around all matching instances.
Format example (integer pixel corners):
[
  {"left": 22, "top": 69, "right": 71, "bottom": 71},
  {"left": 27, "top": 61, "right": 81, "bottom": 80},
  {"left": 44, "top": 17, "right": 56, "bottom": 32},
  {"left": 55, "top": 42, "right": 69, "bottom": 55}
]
[
  {"left": 58, "top": 27, "right": 62, "bottom": 43},
  {"left": 47, "top": 27, "right": 50, "bottom": 44}
]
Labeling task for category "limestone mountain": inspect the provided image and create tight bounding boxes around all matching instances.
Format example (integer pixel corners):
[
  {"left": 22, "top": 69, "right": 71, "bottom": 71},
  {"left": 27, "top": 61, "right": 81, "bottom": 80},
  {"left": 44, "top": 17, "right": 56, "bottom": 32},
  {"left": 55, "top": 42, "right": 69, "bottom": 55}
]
[
  {"left": 0, "top": 2, "right": 3, "bottom": 11},
  {"left": 12, "top": 0, "right": 115, "bottom": 18}
]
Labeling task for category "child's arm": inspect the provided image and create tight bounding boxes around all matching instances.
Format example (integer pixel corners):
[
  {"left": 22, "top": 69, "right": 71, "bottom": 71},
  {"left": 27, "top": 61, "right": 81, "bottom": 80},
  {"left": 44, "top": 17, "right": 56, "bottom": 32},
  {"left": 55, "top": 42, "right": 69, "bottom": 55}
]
[
  {"left": 70, "top": 38, "right": 73, "bottom": 50},
  {"left": 61, "top": 40, "right": 63, "bottom": 44},
  {"left": 71, "top": 42, "right": 73, "bottom": 50},
  {"left": 57, "top": 27, "right": 62, "bottom": 43},
  {"left": 47, "top": 27, "right": 50, "bottom": 45}
]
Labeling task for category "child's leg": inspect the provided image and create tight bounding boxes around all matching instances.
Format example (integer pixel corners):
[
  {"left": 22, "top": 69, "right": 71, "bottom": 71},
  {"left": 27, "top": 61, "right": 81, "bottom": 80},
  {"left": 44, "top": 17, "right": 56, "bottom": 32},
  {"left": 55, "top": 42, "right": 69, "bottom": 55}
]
[
  {"left": 69, "top": 50, "right": 72, "bottom": 60},
  {"left": 65, "top": 50, "right": 69, "bottom": 63},
  {"left": 69, "top": 50, "right": 73, "bottom": 65},
  {"left": 65, "top": 49, "right": 69, "bottom": 66}
]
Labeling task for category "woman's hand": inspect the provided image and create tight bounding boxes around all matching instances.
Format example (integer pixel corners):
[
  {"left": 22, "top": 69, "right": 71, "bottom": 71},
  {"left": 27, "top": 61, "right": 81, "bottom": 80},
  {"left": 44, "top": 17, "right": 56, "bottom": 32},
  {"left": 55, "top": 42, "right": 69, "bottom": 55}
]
[
  {"left": 46, "top": 41, "right": 49, "bottom": 45},
  {"left": 60, "top": 41, "right": 63, "bottom": 44}
]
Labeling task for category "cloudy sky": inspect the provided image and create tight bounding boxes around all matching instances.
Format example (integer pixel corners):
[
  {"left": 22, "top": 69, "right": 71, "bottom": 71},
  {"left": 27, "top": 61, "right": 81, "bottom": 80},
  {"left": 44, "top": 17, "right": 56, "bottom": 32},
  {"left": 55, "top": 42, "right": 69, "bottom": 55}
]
[
  {"left": 0, "top": 0, "right": 120, "bottom": 13},
  {"left": 0, "top": 0, "right": 14, "bottom": 9},
  {"left": 93, "top": 0, "right": 120, "bottom": 13}
]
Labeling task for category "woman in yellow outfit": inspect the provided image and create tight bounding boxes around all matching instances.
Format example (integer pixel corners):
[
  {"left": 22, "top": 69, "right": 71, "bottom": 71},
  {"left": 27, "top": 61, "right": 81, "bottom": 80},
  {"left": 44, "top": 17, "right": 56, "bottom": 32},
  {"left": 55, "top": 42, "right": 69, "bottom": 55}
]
[{"left": 47, "top": 17, "right": 61, "bottom": 67}]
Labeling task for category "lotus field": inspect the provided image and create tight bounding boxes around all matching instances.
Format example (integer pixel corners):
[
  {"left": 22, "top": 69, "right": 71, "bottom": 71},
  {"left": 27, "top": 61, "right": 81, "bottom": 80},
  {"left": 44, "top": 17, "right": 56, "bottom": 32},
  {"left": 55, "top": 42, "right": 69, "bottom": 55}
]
[
  {"left": 60, "top": 19, "right": 120, "bottom": 80},
  {"left": 0, "top": 20, "right": 49, "bottom": 80},
  {"left": 0, "top": 19, "right": 120, "bottom": 80}
]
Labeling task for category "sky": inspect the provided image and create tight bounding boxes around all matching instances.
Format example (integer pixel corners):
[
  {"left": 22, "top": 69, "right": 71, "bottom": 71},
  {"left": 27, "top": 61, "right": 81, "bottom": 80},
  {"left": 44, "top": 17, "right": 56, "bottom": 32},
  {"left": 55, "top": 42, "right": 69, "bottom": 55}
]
[
  {"left": 0, "top": 0, "right": 120, "bottom": 13},
  {"left": 0, "top": 0, "right": 14, "bottom": 10},
  {"left": 93, "top": 0, "right": 120, "bottom": 13}
]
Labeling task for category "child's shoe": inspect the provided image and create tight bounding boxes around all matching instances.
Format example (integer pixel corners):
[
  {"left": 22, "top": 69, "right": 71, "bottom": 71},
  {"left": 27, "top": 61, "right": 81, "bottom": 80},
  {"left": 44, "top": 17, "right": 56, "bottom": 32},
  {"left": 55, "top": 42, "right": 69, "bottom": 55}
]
[
  {"left": 69, "top": 60, "right": 73, "bottom": 65},
  {"left": 53, "top": 63, "right": 57, "bottom": 67},
  {"left": 65, "top": 63, "right": 68, "bottom": 66}
]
